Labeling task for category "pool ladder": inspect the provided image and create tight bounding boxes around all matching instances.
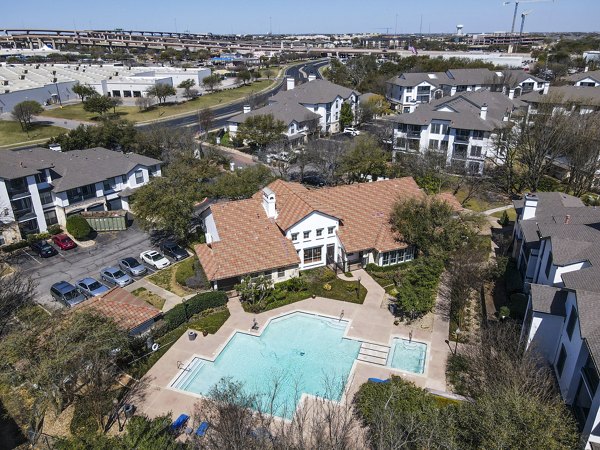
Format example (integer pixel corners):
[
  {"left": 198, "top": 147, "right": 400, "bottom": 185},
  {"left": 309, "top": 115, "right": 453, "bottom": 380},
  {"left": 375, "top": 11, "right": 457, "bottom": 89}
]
[{"left": 357, "top": 342, "right": 390, "bottom": 366}]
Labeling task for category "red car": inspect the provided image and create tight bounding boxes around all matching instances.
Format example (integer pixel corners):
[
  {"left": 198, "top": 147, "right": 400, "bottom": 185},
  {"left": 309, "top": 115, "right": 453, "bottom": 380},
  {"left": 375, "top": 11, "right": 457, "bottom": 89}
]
[{"left": 52, "top": 234, "right": 77, "bottom": 250}]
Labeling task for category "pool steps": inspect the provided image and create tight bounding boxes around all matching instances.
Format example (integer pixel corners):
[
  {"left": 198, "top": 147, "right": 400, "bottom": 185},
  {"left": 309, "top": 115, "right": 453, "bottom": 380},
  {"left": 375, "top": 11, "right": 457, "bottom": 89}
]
[
  {"left": 172, "top": 357, "right": 205, "bottom": 390},
  {"left": 357, "top": 342, "right": 390, "bottom": 366}
]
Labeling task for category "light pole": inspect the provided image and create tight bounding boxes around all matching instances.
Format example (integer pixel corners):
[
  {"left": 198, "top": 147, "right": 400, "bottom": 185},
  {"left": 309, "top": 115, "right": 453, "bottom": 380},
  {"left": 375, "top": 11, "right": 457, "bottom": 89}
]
[
  {"left": 454, "top": 327, "right": 461, "bottom": 355},
  {"left": 357, "top": 276, "right": 361, "bottom": 300}
]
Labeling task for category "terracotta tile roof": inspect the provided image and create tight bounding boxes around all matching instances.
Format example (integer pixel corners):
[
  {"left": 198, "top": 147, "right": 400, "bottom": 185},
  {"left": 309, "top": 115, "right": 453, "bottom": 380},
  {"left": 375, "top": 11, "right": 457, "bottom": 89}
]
[
  {"left": 196, "top": 177, "right": 461, "bottom": 281},
  {"left": 195, "top": 197, "right": 300, "bottom": 281},
  {"left": 74, "top": 287, "right": 161, "bottom": 332}
]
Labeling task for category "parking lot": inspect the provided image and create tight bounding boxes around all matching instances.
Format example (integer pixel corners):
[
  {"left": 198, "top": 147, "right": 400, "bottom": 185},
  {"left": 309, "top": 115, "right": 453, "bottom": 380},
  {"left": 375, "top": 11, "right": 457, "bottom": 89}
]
[{"left": 10, "top": 224, "right": 157, "bottom": 310}]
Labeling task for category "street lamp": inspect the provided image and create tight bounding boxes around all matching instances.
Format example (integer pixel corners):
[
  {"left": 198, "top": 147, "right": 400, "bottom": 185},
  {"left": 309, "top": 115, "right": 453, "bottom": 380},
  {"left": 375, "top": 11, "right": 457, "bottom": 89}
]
[
  {"left": 454, "top": 328, "right": 461, "bottom": 355},
  {"left": 357, "top": 276, "right": 361, "bottom": 300}
]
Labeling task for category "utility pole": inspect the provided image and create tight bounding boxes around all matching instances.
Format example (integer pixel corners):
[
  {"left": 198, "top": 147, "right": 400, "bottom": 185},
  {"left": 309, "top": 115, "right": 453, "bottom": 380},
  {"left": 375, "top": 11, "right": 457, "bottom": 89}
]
[{"left": 419, "top": 14, "right": 423, "bottom": 35}]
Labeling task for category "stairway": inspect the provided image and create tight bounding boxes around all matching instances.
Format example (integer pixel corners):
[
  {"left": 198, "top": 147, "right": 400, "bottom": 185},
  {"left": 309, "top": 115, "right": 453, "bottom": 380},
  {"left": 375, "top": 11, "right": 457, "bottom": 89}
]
[{"left": 357, "top": 342, "right": 390, "bottom": 366}]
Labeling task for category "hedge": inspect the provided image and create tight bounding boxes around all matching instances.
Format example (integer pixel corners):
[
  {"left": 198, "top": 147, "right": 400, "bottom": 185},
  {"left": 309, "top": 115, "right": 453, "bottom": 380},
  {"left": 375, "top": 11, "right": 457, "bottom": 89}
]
[
  {"left": 1, "top": 240, "right": 29, "bottom": 253},
  {"left": 162, "top": 291, "right": 228, "bottom": 334},
  {"left": 66, "top": 214, "right": 91, "bottom": 239}
]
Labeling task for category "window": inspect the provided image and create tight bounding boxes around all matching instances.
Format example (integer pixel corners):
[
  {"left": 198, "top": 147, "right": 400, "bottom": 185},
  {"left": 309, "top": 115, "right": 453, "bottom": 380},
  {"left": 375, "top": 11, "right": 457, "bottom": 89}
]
[
  {"left": 405, "top": 87, "right": 413, "bottom": 93},
  {"left": 328, "top": 226, "right": 335, "bottom": 235},
  {"left": 34, "top": 173, "right": 45, "bottom": 184},
  {"left": 39, "top": 190, "right": 53, "bottom": 205},
  {"left": 582, "top": 354, "right": 599, "bottom": 395},
  {"left": 428, "top": 139, "right": 439, "bottom": 150},
  {"left": 567, "top": 306, "right": 578, "bottom": 340},
  {"left": 556, "top": 345, "right": 567, "bottom": 376},
  {"left": 397, "top": 123, "right": 407, "bottom": 132},
  {"left": 135, "top": 170, "right": 144, "bottom": 184},
  {"left": 431, "top": 123, "right": 441, "bottom": 134},
  {"left": 440, "top": 140, "right": 449, "bottom": 152},
  {"left": 396, "top": 137, "right": 407, "bottom": 149},
  {"left": 544, "top": 252, "right": 554, "bottom": 279},
  {"left": 43, "top": 209, "right": 58, "bottom": 226},
  {"left": 303, "top": 246, "right": 322, "bottom": 264},
  {"left": 403, "top": 107, "right": 410, "bottom": 113},
  {"left": 291, "top": 233, "right": 298, "bottom": 241},
  {"left": 468, "top": 162, "right": 480, "bottom": 174},
  {"left": 408, "top": 139, "right": 420, "bottom": 151},
  {"left": 278, "top": 268, "right": 286, "bottom": 278},
  {"left": 470, "top": 146, "right": 482, "bottom": 158},
  {"left": 472, "top": 130, "right": 484, "bottom": 140},
  {"left": 303, "top": 231, "right": 310, "bottom": 239},
  {"left": 316, "top": 228, "right": 323, "bottom": 237},
  {"left": 103, "top": 177, "right": 116, "bottom": 192},
  {"left": 380, "top": 248, "right": 413, "bottom": 266}
]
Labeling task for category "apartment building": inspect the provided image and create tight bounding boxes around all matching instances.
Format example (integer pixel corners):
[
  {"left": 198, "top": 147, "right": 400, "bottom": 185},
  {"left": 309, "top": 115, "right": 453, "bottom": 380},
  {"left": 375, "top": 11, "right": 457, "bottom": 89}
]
[
  {"left": 390, "top": 90, "right": 524, "bottom": 174},
  {"left": 195, "top": 178, "right": 460, "bottom": 290},
  {"left": 566, "top": 69, "right": 600, "bottom": 88},
  {"left": 386, "top": 68, "right": 547, "bottom": 113},
  {"left": 228, "top": 76, "right": 359, "bottom": 143},
  {"left": 513, "top": 192, "right": 600, "bottom": 449},
  {"left": 520, "top": 86, "right": 600, "bottom": 115},
  {"left": 0, "top": 147, "right": 161, "bottom": 245}
]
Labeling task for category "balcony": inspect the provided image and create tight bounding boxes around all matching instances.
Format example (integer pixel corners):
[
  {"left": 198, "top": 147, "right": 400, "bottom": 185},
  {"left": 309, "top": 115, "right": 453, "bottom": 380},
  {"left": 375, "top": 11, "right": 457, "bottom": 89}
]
[
  {"left": 7, "top": 185, "right": 30, "bottom": 200},
  {"left": 407, "top": 130, "right": 421, "bottom": 138},
  {"left": 454, "top": 134, "right": 470, "bottom": 144},
  {"left": 67, "top": 192, "right": 96, "bottom": 205}
]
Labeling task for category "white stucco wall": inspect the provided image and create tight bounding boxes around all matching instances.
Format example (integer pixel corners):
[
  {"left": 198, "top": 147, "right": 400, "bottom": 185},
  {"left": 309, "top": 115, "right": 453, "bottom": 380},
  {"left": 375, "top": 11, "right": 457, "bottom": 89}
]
[{"left": 286, "top": 211, "right": 339, "bottom": 270}]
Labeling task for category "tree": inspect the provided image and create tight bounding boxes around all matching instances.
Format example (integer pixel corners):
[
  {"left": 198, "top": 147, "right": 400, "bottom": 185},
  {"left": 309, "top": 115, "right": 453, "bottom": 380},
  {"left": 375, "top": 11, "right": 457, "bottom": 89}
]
[
  {"left": 339, "top": 102, "right": 354, "bottom": 130},
  {"left": 108, "top": 96, "right": 122, "bottom": 115},
  {"left": 178, "top": 78, "right": 196, "bottom": 99},
  {"left": 71, "top": 83, "right": 97, "bottom": 102},
  {"left": 395, "top": 257, "right": 444, "bottom": 319},
  {"left": 207, "top": 165, "right": 275, "bottom": 200},
  {"left": 11, "top": 100, "right": 43, "bottom": 131},
  {"left": 0, "top": 258, "right": 35, "bottom": 336},
  {"left": 489, "top": 122, "right": 524, "bottom": 196},
  {"left": 145, "top": 84, "right": 176, "bottom": 105},
  {"left": 341, "top": 134, "right": 388, "bottom": 183},
  {"left": 47, "top": 119, "right": 138, "bottom": 152},
  {"left": 83, "top": 95, "right": 114, "bottom": 116},
  {"left": 264, "top": 68, "right": 276, "bottom": 79},
  {"left": 390, "top": 197, "right": 482, "bottom": 257},
  {"left": 135, "top": 95, "right": 153, "bottom": 111},
  {"left": 132, "top": 154, "right": 221, "bottom": 240},
  {"left": 237, "top": 114, "right": 287, "bottom": 150},
  {"left": 235, "top": 275, "right": 274, "bottom": 305},
  {"left": 236, "top": 68, "right": 252, "bottom": 86},
  {"left": 0, "top": 312, "right": 130, "bottom": 441},
  {"left": 198, "top": 107, "right": 214, "bottom": 140},
  {"left": 564, "top": 112, "right": 600, "bottom": 196},
  {"left": 358, "top": 94, "right": 391, "bottom": 123},
  {"left": 202, "top": 73, "right": 221, "bottom": 92},
  {"left": 66, "top": 214, "right": 91, "bottom": 239}
]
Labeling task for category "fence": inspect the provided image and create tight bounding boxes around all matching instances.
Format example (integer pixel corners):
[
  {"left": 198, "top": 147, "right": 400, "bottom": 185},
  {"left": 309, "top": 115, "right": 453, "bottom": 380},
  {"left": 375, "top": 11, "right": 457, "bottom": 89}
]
[{"left": 81, "top": 210, "right": 127, "bottom": 231}]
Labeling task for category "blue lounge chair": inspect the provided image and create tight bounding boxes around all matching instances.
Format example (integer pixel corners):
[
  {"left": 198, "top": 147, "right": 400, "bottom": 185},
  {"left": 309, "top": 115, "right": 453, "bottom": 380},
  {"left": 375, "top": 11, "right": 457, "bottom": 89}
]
[
  {"left": 368, "top": 377, "right": 390, "bottom": 383},
  {"left": 170, "top": 414, "right": 189, "bottom": 432},
  {"left": 196, "top": 421, "right": 209, "bottom": 437}
]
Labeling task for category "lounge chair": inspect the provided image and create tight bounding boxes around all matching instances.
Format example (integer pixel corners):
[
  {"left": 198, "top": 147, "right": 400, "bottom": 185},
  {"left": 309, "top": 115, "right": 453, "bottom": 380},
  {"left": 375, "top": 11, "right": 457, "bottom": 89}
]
[
  {"left": 368, "top": 377, "right": 390, "bottom": 383},
  {"left": 170, "top": 413, "right": 189, "bottom": 432},
  {"left": 196, "top": 421, "right": 209, "bottom": 437}
]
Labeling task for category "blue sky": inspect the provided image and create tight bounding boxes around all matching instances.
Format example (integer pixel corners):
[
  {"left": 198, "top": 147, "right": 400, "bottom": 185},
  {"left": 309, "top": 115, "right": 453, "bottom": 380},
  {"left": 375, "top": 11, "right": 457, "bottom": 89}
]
[{"left": 4, "top": 0, "right": 598, "bottom": 34}]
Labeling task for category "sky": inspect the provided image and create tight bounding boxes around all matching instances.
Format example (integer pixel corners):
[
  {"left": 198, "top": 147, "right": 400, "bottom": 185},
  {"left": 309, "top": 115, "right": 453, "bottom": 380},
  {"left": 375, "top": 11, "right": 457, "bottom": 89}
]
[{"left": 4, "top": 0, "right": 599, "bottom": 35}]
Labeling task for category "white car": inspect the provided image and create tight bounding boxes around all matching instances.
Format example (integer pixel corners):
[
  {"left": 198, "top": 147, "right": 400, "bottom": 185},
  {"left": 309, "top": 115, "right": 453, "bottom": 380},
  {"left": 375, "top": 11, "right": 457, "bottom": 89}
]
[
  {"left": 140, "top": 250, "right": 170, "bottom": 269},
  {"left": 343, "top": 127, "right": 361, "bottom": 136}
]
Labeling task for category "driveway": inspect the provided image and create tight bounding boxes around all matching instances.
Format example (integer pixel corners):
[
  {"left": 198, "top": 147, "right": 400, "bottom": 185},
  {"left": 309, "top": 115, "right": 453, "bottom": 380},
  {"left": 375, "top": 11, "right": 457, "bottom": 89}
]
[{"left": 11, "top": 224, "right": 155, "bottom": 310}]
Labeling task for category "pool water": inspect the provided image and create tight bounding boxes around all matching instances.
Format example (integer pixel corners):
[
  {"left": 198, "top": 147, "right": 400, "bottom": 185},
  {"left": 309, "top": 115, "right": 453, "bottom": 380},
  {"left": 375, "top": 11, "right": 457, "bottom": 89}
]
[
  {"left": 172, "top": 312, "right": 361, "bottom": 418},
  {"left": 388, "top": 338, "right": 427, "bottom": 374}
]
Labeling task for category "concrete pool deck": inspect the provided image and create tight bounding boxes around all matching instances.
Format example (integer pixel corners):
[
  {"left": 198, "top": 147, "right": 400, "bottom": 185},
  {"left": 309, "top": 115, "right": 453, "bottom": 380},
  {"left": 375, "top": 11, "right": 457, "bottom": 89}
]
[{"left": 129, "top": 269, "right": 451, "bottom": 419}]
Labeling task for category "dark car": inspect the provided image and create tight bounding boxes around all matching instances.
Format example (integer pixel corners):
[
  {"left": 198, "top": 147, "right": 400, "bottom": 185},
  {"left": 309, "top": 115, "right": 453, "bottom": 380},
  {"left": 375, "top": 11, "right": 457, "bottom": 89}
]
[
  {"left": 160, "top": 241, "right": 189, "bottom": 261},
  {"left": 52, "top": 234, "right": 77, "bottom": 250},
  {"left": 119, "top": 257, "right": 148, "bottom": 277},
  {"left": 50, "top": 281, "right": 87, "bottom": 307},
  {"left": 30, "top": 240, "right": 58, "bottom": 258}
]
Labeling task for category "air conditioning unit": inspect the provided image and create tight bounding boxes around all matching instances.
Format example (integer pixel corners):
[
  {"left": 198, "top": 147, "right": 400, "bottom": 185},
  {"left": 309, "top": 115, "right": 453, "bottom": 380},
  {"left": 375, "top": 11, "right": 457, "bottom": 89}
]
[{"left": 3, "top": 208, "right": 9, "bottom": 217}]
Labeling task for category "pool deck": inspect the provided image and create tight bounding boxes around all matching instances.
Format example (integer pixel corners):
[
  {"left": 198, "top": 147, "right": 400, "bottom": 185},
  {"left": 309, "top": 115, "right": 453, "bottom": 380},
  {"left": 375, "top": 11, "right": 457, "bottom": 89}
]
[{"left": 128, "top": 269, "right": 451, "bottom": 420}]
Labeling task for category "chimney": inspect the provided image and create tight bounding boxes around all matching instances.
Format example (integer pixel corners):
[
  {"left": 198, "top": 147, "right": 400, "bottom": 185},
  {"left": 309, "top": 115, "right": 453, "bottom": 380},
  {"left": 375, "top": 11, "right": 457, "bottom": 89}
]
[
  {"left": 543, "top": 83, "right": 550, "bottom": 95},
  {"left": 243, "top": 104, "right": 251, "bottom": 114},
  {"left": 205, "top": 232, "right": 213, "bottom": 244},
  {"left": 308, "top": 74, "right": 316, "bottom": 82},
  {"left": 262, "top": 187, "right": 277, "bottom": 219},
  {"left": 564, "top": 215, "right": 571, "bottom": 224},
  {"left": 585, "top": 66, "right": 589, "bottom": 73},
  {"left": 286, "top": 77, "right": 295, "bottom": 91},
  {"left": 508, "top": 88, "right": 515, "bottom": 100},
  {"left": 523, "top": 193, "right": 539, "bottom": 220},
  {"left": 480, "top": 103, "right": 488, "bottom": 120},
  {"left": 229, "top": 162, "right": 235, "bottom": 172}
]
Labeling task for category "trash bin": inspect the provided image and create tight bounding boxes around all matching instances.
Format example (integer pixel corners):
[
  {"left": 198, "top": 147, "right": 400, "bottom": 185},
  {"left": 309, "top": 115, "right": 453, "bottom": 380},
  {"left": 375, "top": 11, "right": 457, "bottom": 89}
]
[
  {"left": 123, "top": 404, "right": 135, "bottom": 418},
  {"left": 188, "top": 331, "right": 197, "bottom": 341}
]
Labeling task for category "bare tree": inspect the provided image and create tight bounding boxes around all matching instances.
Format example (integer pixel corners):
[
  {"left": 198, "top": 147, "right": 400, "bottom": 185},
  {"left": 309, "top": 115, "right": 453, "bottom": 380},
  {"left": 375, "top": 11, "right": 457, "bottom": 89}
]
[
  {"left": 0, "top": 256, "right": 35, "bottom": 336},
  {"left": 565, "top": 112, "right": 600, "bottom": 196},
  {"left": 135, "top": 95, "right": 153, "bottom": 111},
  {"left": 198, "top": 107, "right": 215, "bottom": 141},
  {"left": 489, "top": 121, "right": 524, "bottom": 196}
]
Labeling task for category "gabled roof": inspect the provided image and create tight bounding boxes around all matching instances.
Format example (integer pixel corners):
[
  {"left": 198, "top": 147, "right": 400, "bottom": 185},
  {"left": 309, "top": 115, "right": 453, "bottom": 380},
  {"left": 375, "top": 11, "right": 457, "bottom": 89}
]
[
  {"left": 530, "top": 284, "right": 567, "bottom": 316},
  {"left": 566, "top": 70, "right": 600, "bottom": 83},
  {"left": 228, "top": 101, "right": 320, "bottom": 126},
  {"left": 520, "top": 86, "right": 600, "bottom": 107},
  {"left": 271, "top": 78, "right": 358, "bottom": 105},
  {"left": 74, "top": 287, "right": 161, "bottom": 332},
  {"left": 387, "top": 68, "right": 543, "bottom": 89}
]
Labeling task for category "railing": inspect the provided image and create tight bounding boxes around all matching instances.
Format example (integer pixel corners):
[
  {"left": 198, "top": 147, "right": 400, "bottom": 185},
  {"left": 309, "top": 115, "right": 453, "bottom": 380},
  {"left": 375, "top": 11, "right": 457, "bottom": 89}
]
[
  {"left": 8, "top": 186, "right": 30, "bottom": 198},
  {"left": 454, "top": 134, "right": 470, "bottom": 143},
  {"left": 14, "top": 207, "right": 34, "bottom": 220},
  {"left": 407, "top": 131, "right": 421, "bottom": 138},
  {"left": 67, "top": 192, "right": 97, "bottom": 204}
]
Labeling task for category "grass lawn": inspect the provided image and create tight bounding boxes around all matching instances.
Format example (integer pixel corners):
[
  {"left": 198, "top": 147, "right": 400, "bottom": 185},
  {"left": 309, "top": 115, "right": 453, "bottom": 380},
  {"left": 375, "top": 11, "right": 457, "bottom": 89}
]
[
  {"left": 188, "top": 308, "right": 231, "bottom": 334},
  {"left": 131, "top": 287, "right": 166, "bottom": 310},
  {"left": 40, "top": 80, "right": 274, "bottom": 123},
  {"left": 491, "top": 208, "right": 517, "bottom": 222},
  {"left": 452, "top": 188, "right": 507, "bottom": 212},
  {"left": 147, "top": 262, "right": 193, "bottom": 297},
  {"left": 0, "top": 121, "right": 67, "bottom": 147}
]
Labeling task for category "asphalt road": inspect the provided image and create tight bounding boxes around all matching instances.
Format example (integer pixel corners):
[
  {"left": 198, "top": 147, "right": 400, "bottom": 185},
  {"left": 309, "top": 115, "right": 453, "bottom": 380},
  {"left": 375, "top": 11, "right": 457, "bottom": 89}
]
[
  {"left": 11, "top": 225, "right": 156, "bottom": 310},
  {"left": 137, "top": 59, "right": 329, "bottom": 132}
]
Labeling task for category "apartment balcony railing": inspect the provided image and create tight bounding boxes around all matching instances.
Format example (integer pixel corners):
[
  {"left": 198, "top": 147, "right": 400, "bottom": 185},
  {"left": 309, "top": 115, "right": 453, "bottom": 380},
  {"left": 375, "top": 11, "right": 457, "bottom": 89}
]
[
  {"left": 67, "top": 192, "right": 96, "bottom": 205},
  {"left": 454, "top": 134, "right": 470, "bottom": 144},
  {"left": 407, "top": 131, "right": 421, "bottom": 138},
  {"left": 14, "top": 208, "right": 36, "bottom": 222},
  {"left": 8, "top": 186, "right": 31, "bottom": 200}
]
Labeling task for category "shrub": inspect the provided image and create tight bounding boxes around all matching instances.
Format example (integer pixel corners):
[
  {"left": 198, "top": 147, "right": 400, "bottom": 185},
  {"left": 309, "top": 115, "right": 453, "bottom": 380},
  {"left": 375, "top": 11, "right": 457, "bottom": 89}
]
[
  {"left": 70, "top": 399, "right": 100, "bottom": 436},
  {"left": 161, "top": 291, "right": 228, "bottom": 334},
  {"left": 319, "top": 269, "right": 336, "bottom": 282},
  {"left": 499, "top": 306, "right": 511, "bottom": 319},
  {"left": 47, "top": 224, "right": 63, "bottom": 235},
  {"left": 1, "top": 240, "right": 29, "bottom": 253},
  {"left": 508, "top": 293, "right": 528, "bottom": 320},
  {"left": 175, "top": 258, "right": 196, "bottom": 286},
  {"left": 323, "top": 283, "right": 332, "bottom": 291},
  {"left": 26, "top": 232, "right": 50, "bottom": 243},
  {"left": 396, "top": 257, "right": 444, "bottom": 319},
  {"left": 280, "top": 276, "right": 308, "bottom": 292},
  {"left": 66, "top": 214, "right": 91, "bottom": 239},
  {"left": 498, "top": 210, "right": 510, "bottom": 227}
]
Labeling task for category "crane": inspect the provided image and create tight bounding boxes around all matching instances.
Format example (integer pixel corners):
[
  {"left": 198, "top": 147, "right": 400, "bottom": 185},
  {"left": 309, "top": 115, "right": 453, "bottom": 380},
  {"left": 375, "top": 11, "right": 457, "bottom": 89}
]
[
  {"left": 516, "top": 10, "right": 532, "bottom": 52},
  {"left": 502, "top": 0, "right": 553, "bottom": 34}
]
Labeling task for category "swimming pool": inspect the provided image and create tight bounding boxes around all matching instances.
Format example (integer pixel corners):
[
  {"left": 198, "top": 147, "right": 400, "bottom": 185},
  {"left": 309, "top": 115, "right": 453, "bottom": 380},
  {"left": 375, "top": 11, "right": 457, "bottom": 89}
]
[
  {"left": 171, "top": 312, "right": 361, "bottom": 418},
  {"left": 387, "top": 338, "right": 427, "bottom": 374}
]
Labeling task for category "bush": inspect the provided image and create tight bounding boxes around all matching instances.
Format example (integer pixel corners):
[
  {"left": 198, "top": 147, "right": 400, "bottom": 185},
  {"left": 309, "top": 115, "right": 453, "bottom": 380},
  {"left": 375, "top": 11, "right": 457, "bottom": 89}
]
[
  {"left": 323, "top": 283, "right": 332, "bottom": 291},
  {"left": 161, "top": 291, "right": 228, "bottom": 334},
  {"left": 1, "top": 240, "right": 29, "bottom": 252},
  {"left": 70, "top": 399, "right": 100, "bottom": 436},
  {"left": 536, "top": 175, "right": 561, "bottom": 192},
  {"left": 504, "top": 260, "right": 523, "bottom": 294},
  {"left": 498, "top": 210, "right": 510, "bottom": 227},
  {"left": 279, "top": 276, "right": 308, "bottom": 292},
  {"left": 499, "top": 306, "right": 511, "bottom": 319},
  {"left": 396, "top": 257, "right": 444, "bottom": 319},
  {"left": 175, "top": 258, "right": 196, "bottom": 286},
  {"left": 319, "top": 269, "right": 336, "bottom": 282},
  {"left": 66, "top": 214, "right": 91, "bottom": 239},
  {"left": 508, "top": 293, "right": 528, "bottom": 320},
  {"left": 26, "top": 232, "right": 50, "bottom": 243},
  {"left": 47, "top": 224, "right": 63, "bottom": 235}
]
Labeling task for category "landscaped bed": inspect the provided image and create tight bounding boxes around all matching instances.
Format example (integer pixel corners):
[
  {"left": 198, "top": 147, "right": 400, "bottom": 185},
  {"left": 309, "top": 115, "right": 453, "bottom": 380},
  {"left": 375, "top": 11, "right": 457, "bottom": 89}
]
[
  {"left": 240, "top": 267, "right": 368, "bottom": 313},
  {"left": 131, "top": 287, "right": 166, "bottom": 310},
  {"left": 147, "top": 256, "right": 208, "bottom": 297}
]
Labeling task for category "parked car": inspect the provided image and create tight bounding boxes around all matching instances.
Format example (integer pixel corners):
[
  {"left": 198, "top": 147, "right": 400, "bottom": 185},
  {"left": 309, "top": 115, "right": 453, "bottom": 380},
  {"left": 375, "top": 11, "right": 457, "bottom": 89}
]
[
  {"left": 100, "top": 267, "right": 133, "bottom": 287},
  {"left": 343, "top": 127, "right": 361, "bottom": 136},
  {"left": 160, "top": 241, "right": 189, "bottom": 261},
  {"left": 119, "top": 257, "right": 148, "bottom": 277},
  {"left": 50, "top": 281, "right": 87, "bottom": 307},
  {"left": 52, "top": 234, "right": 77, "bottom": 250},
  {"left": 30, "top": 240, "right": 58, "bottom": 258},
  {"left": 76, "top": 277, "right": 109, "bottom": 298},
  {"left": 140, "top": 250, "right": 170, "bottom": 269}
]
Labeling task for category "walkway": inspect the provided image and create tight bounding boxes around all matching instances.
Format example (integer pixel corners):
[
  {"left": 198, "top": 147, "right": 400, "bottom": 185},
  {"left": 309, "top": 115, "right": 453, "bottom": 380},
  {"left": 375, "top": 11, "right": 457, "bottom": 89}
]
[
  {"left": 129, "top": 269, "right": 451, "bottom": 419},
  {"left": 482, "top": 204, "right": 513, "bottom": 216},
  {"left": 32, "top": 115, "right": 93, "bottom": 130}
]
